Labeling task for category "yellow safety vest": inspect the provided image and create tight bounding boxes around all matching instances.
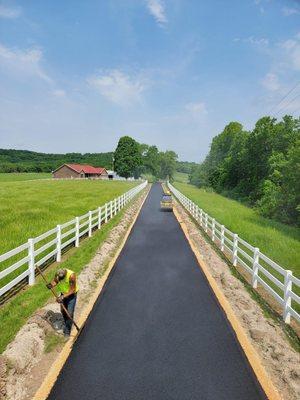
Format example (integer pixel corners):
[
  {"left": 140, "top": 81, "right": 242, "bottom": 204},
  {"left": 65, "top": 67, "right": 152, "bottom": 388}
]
[{"left": 57, "top": 269, "right": 79, "bottom": 294}]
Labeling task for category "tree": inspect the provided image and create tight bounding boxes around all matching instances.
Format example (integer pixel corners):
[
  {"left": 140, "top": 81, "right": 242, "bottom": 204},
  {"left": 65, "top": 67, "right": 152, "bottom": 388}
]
[
  {"left": 190, "top": 115, "right": 300, "bottom": 226},
  {"left": 159, "top": 150, "right": 178, "bottom": 179},
  {"left": 114, "top": 136, "right": 142, "bottom": 179},
  {"left": 143, "top": 145, "right": 160, "bottom": 177}
]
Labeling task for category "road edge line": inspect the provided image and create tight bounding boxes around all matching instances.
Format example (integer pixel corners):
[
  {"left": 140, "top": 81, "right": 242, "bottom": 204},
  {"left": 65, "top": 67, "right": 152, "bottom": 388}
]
[
  {"left": 33, "top": 186, "right": 150, "bottom": 400},
  {"left": 173, "top": 205, "right": 282, "bottom": 400}
]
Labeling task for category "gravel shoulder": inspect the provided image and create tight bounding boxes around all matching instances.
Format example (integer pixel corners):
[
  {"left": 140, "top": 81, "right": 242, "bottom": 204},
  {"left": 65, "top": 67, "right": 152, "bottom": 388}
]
[
  {"left": 0, "top": 186, "right": 150, "bottom": 400},
  {"left": 174, "top": 200, "right": 300, "bottom": 400}
]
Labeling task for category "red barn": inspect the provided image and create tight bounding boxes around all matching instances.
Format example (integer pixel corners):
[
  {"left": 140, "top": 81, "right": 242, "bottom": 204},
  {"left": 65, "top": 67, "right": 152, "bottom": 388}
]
[{"left": 52, "top": 164, "right": 108, "bottom": 179}]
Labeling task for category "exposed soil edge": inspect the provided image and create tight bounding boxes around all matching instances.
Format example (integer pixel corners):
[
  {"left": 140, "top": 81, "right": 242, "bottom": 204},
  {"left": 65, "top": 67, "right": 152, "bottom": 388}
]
[{"left": 0, "top": 185, "right": 150, "bottom": 400}]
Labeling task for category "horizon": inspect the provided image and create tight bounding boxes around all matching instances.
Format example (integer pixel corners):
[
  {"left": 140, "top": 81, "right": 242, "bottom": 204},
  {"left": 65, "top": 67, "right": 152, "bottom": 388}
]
[{"left": 0, "top": 1, "right": 300, "bottom": 162}]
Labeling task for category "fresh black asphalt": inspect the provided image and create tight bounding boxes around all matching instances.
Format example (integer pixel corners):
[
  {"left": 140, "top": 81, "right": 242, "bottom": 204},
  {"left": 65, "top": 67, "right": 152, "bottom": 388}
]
[{"left": 48, "top": 184, "right": 267, "bottom": 400}]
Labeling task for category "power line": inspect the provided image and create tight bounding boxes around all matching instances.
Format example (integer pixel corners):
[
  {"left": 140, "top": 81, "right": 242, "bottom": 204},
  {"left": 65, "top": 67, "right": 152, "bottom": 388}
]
[
  {"left": 274, "top": 92, "right": 300, "bottom": 116},
  {"left": 269, "top": 81, "right": 300, "bottom": 115}
]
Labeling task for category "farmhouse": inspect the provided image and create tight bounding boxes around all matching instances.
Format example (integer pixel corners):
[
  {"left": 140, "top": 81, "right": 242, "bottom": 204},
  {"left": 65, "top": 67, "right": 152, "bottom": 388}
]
[{"left": 52, "top": 164, "right": 108, "bottom": 179}]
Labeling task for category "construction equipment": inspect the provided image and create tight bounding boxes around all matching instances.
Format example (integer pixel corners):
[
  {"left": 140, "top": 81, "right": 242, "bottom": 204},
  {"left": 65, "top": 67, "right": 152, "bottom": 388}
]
[
  {"left": 35, "top": 264, "right": 80, "bottom": 332},
  {"left": 160, "top": 194, "right": 173, "bottom": 211}
]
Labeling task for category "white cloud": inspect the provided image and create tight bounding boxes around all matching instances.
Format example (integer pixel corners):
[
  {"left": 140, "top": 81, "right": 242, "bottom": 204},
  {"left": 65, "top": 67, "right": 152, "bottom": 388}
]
[
  {"left": 0, "top": 43, "right": 52, "bottom": 82},
  {"left": 234, "top": 36, "right": 269, "bottom": 46},
  {"left": 261, "top": 73, "right": 280, "bottom": 91},
  {"left": 280, "top": 34, "right": 300, "bottom": 70},
  {"left": 146, "top": 0, "right": 167, "bottom": 25},
  {"left": 87, "top": 70, "right": 146, "bottom": 106},
  {"left": 52, "top": 89, "right": 66, "bottom": 97},
  {"left": 282, "top": 7, "right": 300, "bottom": 16},
  {"left": 185, "top": 102, "right": 207, "bottom": 116},
  {"left": 0, "top": 4, "right": 21, "bottom": 18}
]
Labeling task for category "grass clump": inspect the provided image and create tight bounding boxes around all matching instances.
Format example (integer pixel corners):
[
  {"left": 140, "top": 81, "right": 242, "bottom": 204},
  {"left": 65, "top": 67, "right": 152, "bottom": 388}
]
[{"left": 44, "top": 332, "right": 65, "bottom": 353}]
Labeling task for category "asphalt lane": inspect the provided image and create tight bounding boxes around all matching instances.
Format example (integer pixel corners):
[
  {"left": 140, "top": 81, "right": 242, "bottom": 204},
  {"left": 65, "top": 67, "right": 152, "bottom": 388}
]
[{"left": 48, "top": 183, "right": 267, "bottom": 400}]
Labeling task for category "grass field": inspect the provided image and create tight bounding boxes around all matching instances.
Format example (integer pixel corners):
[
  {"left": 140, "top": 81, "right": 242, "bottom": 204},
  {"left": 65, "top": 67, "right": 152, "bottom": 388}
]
[
  {"left": 0, "top": 172, "right": 51, "bottom": 182},
  {"left": 173, "top": 171, "right": 189, "bottom": 183},
  {"left": 0, "top": 180, "right": 136, "bottom": 257},
  {"left": 174, "top": 182, "right": 300, "bottom": 277}
]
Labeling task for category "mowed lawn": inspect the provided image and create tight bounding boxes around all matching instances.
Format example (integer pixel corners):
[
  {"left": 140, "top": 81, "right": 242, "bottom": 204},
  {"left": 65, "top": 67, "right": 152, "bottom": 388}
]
[
  {"left": 0, "top": 172, "right": 51, "bottom": 182},
  {"left": 174, "top": 182, "right": 300, "bottom": 277},
  {"left": 173, "top": 171, "right": 189, "bottom": 183},
  {"left": 0, "top": 179, "right": 136, "bottom": 256}
]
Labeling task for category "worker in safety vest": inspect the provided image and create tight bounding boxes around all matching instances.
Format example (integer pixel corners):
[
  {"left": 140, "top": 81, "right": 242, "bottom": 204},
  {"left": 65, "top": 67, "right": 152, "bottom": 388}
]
[{"left": 47, "top": 269, "right": 79, "bottom": 336}]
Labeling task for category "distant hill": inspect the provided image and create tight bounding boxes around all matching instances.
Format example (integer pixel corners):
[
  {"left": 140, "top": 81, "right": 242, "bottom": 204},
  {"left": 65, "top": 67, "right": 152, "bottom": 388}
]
[
  {"left": 0, "top": 149, "right": 114, "bottom": 173},
  {"left": 0, "top": 148, "right": 199, "bottom": 174}
]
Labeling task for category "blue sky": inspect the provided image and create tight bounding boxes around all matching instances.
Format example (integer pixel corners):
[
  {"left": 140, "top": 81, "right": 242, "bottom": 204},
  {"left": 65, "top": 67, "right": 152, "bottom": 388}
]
[{"left": 0, "top": 0, "right": 300, "bottom": 161}]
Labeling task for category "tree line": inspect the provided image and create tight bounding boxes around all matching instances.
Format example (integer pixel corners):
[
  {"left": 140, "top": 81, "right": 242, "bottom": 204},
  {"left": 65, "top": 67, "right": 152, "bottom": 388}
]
[
  {"left": 0, "top": 149, "right": 114, "bottom": 173},
  {"left": 189, "top": 115, "right": 300, "bottom": 226},
  {"left": 114, "top": 136, "right": 179, "bottom": 180},
  {"left": 0, "top": 142, "right": 196, "bottom": 179}
]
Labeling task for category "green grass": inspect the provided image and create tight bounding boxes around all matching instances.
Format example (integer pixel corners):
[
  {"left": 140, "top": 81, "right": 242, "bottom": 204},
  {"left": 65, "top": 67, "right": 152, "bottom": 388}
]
[
  {"left": 173, "top": 171, "right": 189, "bottom": 183},
  {"left": 141, "top": 173, "right": 157, "bottom": 183},
  {"left": 44, "top": 332, "right": 65, "bottom": 353},
  {"left": 174, "top": 182, "right": 300, "bottom": 277},
  {"left": 0, "top": 173, "right": 51, "bottom": 182},
  {"left": 0, "top": 200, "right": 136, "bottom": 353},
  {"left": 0, "top": 180, "right": 136, "bottom": 256}
]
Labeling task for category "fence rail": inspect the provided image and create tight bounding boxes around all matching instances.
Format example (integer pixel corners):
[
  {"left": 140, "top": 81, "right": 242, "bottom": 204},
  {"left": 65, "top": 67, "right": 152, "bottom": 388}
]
[
  {"left": 0, "top": 181, "right": 147, "bottom": 299},
  {"left": 168, "top": 182, "right": 300, "bottom": 325}
]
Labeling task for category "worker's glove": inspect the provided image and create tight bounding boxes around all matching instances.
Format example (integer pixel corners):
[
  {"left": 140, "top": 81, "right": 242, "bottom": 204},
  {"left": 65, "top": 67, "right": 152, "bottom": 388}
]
[
  {"left": 56, "top": 295, "right": 64, "bottom": 304},
  {"left": 46, "top": 283, "right": 52, "bottom": 290}
]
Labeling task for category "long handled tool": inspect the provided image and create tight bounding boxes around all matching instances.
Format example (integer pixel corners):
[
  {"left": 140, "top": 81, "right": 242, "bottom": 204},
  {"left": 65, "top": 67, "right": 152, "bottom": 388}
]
[{"left": 36, "top": 264, "right": 80, "bottom": 332}]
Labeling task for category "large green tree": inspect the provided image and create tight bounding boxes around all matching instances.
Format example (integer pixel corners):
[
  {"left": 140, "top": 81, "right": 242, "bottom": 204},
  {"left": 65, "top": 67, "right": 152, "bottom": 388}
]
[
  {"left": 143, "top": 145, "right": 160, "bottom": 177},
  {"left": 159, "top": 150, "right": 178, "bottom": 179},
  {"left": 114, "top": 136, "right": 142, "bottom": 179}
]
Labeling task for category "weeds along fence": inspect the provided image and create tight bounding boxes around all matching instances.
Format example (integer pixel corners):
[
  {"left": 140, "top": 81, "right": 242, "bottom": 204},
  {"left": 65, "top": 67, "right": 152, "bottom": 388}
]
[
  {"left": 0, "top": 181, "right": 147, "bottom": 301},
  {"left": 168, "top": 182, "right": 300, "bottom": 325}
]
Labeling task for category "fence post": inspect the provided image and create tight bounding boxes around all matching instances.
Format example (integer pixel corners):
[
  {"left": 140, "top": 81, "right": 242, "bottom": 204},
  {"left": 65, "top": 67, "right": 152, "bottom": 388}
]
[
  {"left": 212, "top": 218, "right": 215, "bottom": 242},
  {"left": 233, "top": 234, "right": 238, "bottom": 266},
  {"left": 56, "top": 225, "right": 62, "bottom": 262},
  {"left": 221, "top": 225, "right": 225, "bottom": 251},
  {"left": 88, "top": 211, "right": 92, "bottom": 237},
  {"left": 283, "top": 270, "right": 292, "bottom": 324},
  {"left": 200, "top": 209, "right": 203, "bottom": 227},
  {"left": 252, "top": 247, "right": 260, "bottom": 288},
  {"left": 109, "top": 200, "right": 112, "bottom": 219},
  {"left": 115, "top": 198, "right": 117, "bottom": 215},
  {"left": 75, "top": 217, "right": 80, "bottom": 247},
  {"left": 98, "top": 207, "right": 101, "bottom": 229},
  {"left": 28, "top": 238, "right": 35, "bottom": 285},
  {"left": 205, "top": 213, "right": 208, "bottom": 232},
  {"left": 118, "top": 196, "right": 121, "bottom": 212},
  {"left": 105, "top": 203, "right": 108, "bottom": 223}
]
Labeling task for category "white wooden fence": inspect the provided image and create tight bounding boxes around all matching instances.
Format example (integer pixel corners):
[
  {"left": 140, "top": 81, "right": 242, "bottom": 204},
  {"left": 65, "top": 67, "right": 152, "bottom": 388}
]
[
  {"left": 0, "top": 181, "right": 147, "bottom": 299},
  {"left": 168, "top": 182, "right": 300, "bottom": 325}
]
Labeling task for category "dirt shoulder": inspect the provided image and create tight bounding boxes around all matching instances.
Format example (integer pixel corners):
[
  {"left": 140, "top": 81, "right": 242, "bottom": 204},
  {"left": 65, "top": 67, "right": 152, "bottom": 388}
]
[
  {"left": 0, "top": 186, "right": 150, "bottom": 400},
  {"left": 174, "top": 200, "right": 300, "bottom": 400}
]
